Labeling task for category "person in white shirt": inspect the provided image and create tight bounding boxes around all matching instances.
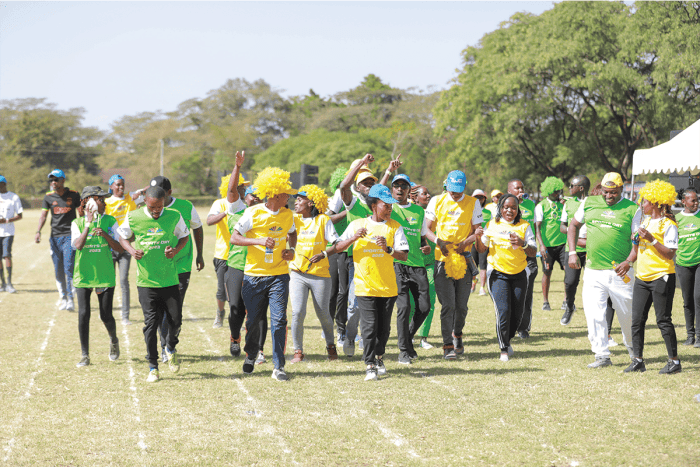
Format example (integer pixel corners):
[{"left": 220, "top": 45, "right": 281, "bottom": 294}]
[{"left": 0, "top": 175, "right": 23, "bottom": 293}]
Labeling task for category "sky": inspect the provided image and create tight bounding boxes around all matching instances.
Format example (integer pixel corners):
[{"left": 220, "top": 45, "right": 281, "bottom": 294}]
[{"left": 0, "top": 1, "right": 555, "bottom": 131}]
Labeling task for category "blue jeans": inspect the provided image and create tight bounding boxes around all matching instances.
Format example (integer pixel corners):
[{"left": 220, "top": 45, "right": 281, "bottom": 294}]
[
  {"left": 49, "top": 235, "right": 75, "bottom": 299},
  {"left": 241, "top": 274, "right": 290, "bottom": 369}
]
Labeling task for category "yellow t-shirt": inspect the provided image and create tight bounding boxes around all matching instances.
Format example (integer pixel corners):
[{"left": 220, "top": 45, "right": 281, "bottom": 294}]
[
  {"left": 236, "top": 204, "right": 295, "bottom": 277},
  {"left": 291, "top": 214, "right": 338, "bottom": 277},
  {"left": 342, "top": 218, "right": 408, "bottom": 297},
  {"left": 105, "top": 194, "right": 137, "bottom": 226},
  {"left": 431, "top": 193, "right": 479, "bottom": 263},
  {"left": 483, "top": 219, "right": 532, "bottom": 275},
  {"left": 210, "top": 198, "right": 231, "bottom": 260},
  {"left": 636, "top": 216, "right": 678, "bottom": 282}
]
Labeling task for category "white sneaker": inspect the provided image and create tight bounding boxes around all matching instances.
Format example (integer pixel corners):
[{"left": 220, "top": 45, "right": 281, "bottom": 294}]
[
  {"left": 364, "top": 365, "right": 378, "bottom": 381},
  {"left": 420, "top": 338, "right": 433, "bottom": 350},
  {"left": 146, "top": 368, "right": 159, "bottom": 382},
  {"left": 608, "top": 336, "right": 619, "bottom": 347},
  {"left": 65, "top": 299, "right": 75, "bottom": 311},
  {"left": 122, "top": 319, "right": 132, "bottom": 326},
  {"left": 58, "top": 298, "right": 67, "bottom": 310},
  {"left": 343, "top": 339, "right": 355, "bottom": 357},
  {"left": 478, "top": 288, "right": 487, "bottom": 296},
  {"left": 5, "top": 284, "right": 16, "bottom": 294},
  {"left": 376, "top": 358, "right": 386, "bottom": 375},
  {"left": 255, "top": 351, "right": 266, "bottom": 365},
  {"left": 500, "top": 352, "right": 509, "bottom": 362}
]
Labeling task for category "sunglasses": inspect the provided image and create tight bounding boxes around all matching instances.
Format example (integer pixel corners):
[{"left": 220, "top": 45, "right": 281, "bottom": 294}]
[{"left": 569, "top": 184, "right": 582, "bottom": 188}]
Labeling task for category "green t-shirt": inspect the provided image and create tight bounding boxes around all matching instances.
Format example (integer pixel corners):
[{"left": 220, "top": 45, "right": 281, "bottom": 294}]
[
  {"left": 328, "top": 205, "right": 348, "bottom": 248},
  {"left": 676, "top": 210, "right": 700, "bottom": 267},
  {"left": 129, "top": 208, "right": 181, "bottom": 288},
  {"left": 167, "top": 198, "right": 195, "bottom": 274},
  {"left": 391, "top": 203, "right": 425, "bottom": 268},
  {"left": 537, "top": 198, "right": 566, "bottom": 247},
  {"left": 519, "top": 198, "right": 536, "bottom": 232},
  {"left": 482, "top": 203, "right": 496, "bottom": 228},
  {"left": 227, "top": 207, "right": 248, "bottom": 270},
  {"left": 564, "top": 197, "right": 585, "bottom": 253},
  {"left": 72, "top": 215, "right": 118, "bottom": 288},
  {"left": 345, "top": 197, "right": 372, "bottom": 256},
  {"left": 423, "top": 238, "right": 436, "bottom": 268},
  {"left": 583, "top": 196, "right": 638, "bottom": 270}
]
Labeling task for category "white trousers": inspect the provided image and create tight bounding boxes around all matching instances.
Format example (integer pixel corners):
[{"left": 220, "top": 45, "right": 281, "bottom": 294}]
[{"left": 582, "top": 268, "right": 635, "bottom": 359}]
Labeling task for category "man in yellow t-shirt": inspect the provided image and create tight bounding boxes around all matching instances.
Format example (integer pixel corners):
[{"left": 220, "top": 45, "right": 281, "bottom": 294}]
[
  {"left": 206, "top": 151, "right": 250, "bottom": 328},
  {"left": 230, "top": 167, "right": 297, "bottom": 382},
  {"left": 424, "top": 170, "right": 483, "bottom": 360}
]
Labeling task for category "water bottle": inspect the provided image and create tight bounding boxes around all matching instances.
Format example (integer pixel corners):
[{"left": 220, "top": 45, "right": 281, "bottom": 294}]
[
  {"left": 611, "top": 261, "right": 631, "bottom": 283},
  {"left": 264, "top": 246, "right": 274, "bottom": 263}
]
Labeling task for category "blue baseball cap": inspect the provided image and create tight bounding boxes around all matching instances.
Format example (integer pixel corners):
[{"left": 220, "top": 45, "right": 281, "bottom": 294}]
[
  {"left": 48, "top": 169, "right": 65, "bottom": 179},
  {"left": 445, "top": 170, "right": 467, "bottom": 193},
  {"left": 245, "top": 185, "right": 258, "bottom": 196},
  {"left": 391, "top": 174, "right": 412, "bottom": 186},
  {"left": 368, "top": 184, "right": 399, "bottom": 204},
  {"left": 0, "top": 175, "right": 6, "bottom": 184}
]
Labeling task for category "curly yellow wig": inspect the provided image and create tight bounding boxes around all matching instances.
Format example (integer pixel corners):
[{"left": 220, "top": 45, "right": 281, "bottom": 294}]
[
  {"left": 639, "top": 179, "right": 677, "bottom": 207},
  {"left": 445, "top": 253, "right": 466, "bottom": 280},
  {"left": 298, "top": 184, "right": 329, "bottom": 213},
  {"left": 219, "top": 174, "right": 249, "bottom": 199},
  {"left": 253, "top": 167, "right": 294, "bottom": 200}
]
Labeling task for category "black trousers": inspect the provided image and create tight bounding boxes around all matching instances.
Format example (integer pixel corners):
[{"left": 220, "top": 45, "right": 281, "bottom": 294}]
[
  {"left": 487, "top": 269, "right": 527, "bottom": 351},
  {"left": 631, "top": 275, "right": 678, "bottom": 359},
  {"left": 518, "top": 257, "right": 539, "bottom": 332},
  {"left": 676, "top": 263, "right": 700, "bottom": 339},
  {"left": 139, "top": 285, "right": 182, "bottom": 368},
  {"left": 358, "top": 296, "right": 396, "bottom": 365},
  {"left": 77, "top": 287, "right": 117, "bottom": 356},
  {"left": 334, "top": 252, "right": 352, "bottom": 335},
  {"left": 564, "top": 252, "right": 587, "bottom": 309},
  {"left": 225, "top": 266, "right": 267, "bottom": 348},
  {"left": 434, "top": 259, "right": 473, "bottom": 346},
  {"left": 395, "top": 263, "right": 430, "bottom": 353},
  {"left": 160, "top": 272, "right": 190, "bottom": 350}
]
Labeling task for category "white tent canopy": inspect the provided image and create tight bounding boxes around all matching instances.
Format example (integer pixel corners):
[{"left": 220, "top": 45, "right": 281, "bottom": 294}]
[{"left": 632, "top": 119, "right": 700, "bottom": 176}]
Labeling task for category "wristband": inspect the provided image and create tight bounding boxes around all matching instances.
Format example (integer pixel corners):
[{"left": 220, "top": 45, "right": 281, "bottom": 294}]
[
  {"left": 652, "top": 239, "right": 658, "bottom": 246},
  {"left": 568, "top": 251, "right": 578, "bottom": 256},
  {"left": 386, "top": 246, "right": 394, "bottom": 255},
  {"left": 322, "top": 250, "right": 328, "bottom": 258}
]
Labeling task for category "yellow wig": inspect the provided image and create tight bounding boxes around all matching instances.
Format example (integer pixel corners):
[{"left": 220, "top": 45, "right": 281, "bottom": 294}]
[
  {"left": 298, "top": 184, "right": 329, "bottom": 214},
  {"left": 219, "top": 174, "right": 248, "bottom": 199},
  {"left": 253, "top": 167, "right": 293, "bottom": 200},
  {"left": 639, "top": 179, "right": 677, "bottom": 207}
]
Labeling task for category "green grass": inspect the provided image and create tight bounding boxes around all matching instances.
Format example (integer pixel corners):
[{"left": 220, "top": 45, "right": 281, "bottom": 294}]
[{"left": 1, "top": 208, "right": 699, "bottom": 466}]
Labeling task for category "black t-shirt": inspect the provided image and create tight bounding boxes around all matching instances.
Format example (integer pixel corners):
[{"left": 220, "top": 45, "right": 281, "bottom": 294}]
[{"left": 42, "top": 188, "right": 81, "bottom": 237}]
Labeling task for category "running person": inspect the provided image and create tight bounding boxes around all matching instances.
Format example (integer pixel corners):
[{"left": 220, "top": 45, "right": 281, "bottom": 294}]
[
  {"left": 410, "top": 185, "right": 436, "bottom": 350},
  {"left": 471, "top": 189, "right": 489, "bottom": 295},
  {"left": 36, "top": 169, "right": 81, "bottom": 311},
  {"left": 475, "top": 194, "right": 536, "bottom": 361},
  {"left": 625, "top": 180, "right": 681, "bottom": 374},
  {"left": 0, "top": 175, "right": 23, "bottom": 294},
  {"left": 326, "top": 167, "right": 351, "bottom": 336},
  {"left": 230, "top": 167, "right": 297, "bottom": 382},
  {"left": 289, "top": 185, "right": 340, "bottom": 363},
  {"left": 567, "top": 172, "right": 641, "bottom": 368},
  {"left": 117, "top": 186, "right": 190, "bottom": 382},
  {"left": 72, "top": 186, "right": 123, "bottom": 367},
  {"left": 104, "top": 174, "right": 146, "bottom": 325},
  {"left": 534, "top": 176, "right": 567, "bottom": 312},
  {"left": 336, "top": 184, "right": 409, "bottom": 380},
  {"left": 675, "top": 187, "right": 700, "bottom": 348}
]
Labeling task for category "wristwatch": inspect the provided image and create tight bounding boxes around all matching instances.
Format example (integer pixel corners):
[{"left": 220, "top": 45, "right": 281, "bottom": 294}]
[{"left": 386, "top": 246, "right": 394, "bottom": 255}]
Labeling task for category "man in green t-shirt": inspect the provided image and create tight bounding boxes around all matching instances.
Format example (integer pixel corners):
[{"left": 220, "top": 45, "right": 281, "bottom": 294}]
[
  {"left": 559, "top": 175, "right": 590, "bottom": 325},
  {"left": 567, "top": 173, "right": 641, "bottom": 368},
  {"left": 118, "top": 186, "right": 190, "bottom": 382},
  {"left": 534, "top": 177, "right": 567, "bottom": 312},
  {"left": 508, "top": 179, "right": 538, "bottom": 339}
]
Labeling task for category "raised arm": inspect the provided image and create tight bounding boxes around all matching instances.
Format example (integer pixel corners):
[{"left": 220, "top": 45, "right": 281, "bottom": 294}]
[{"left": 339, "top": 153, "right": 374, "bottom": 206}]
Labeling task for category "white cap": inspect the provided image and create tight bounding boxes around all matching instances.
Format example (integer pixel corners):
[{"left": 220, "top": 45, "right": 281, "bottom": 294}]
[{"left": 471, "top": 189, "right": 486, "bottom": 197}]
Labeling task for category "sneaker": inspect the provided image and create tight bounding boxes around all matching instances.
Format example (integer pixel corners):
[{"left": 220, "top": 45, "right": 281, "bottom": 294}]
[
  {"left": 58, "top": 298, "right": 67, "bottom": 310},
  {"left": 398, "top": 351, "right": 412, "bottom": 365},
  {"left": 327, "top": 344, "right": 338, "bottom": 361},
  {"left": 683, "top": 336, "right": 695, "bottom": 346},
  {"left": 121, "top": 318, "right": 132, "bottom": 326},
  {"left": 420, "top": 338, "right": 433, "bottom": 350},
  {"left": 337, "top": 332, "right": 346, "bottom": 346},
  {"left": 255, "top": 351, "right": 266, "bottom": 365},
  {"left": 560, "top": 308, "right": 574, "bottom": 326},
  {"left": 443, "top": 346, "right": 457, "bottom": 360},
  {"left": 161, "top": 347, "right": 169, "bottom": 363},
  {"left": 507, "top": 345, "right": 514, "bottom": 357},
  {"left": 5, "top": 284, "right": 16, "bottom": 294},
  {"left": 478, "top": 288, "right": 487, "bottom": 296},
  {"left": 408, "top": 349, "right": 418, "bottom": 361},
  {"left": 109, "top": 340, "right": 120, "bottom": 361},
  {"left": 165, "top": 348, "right": 180, "bottom": 373},
  {"left": 343, "top": 338, "right": 355, "bottom": 357},
  {"left": 76, "top": 355, "right": 90, "bottom": 367},
  {"left": 0, "top": 285, "right": 4, "bottom": 292},
  {"left": 376, "top": 358, "right": 387, "bottom": 375},
  {"left": 623, "top": 359, "right": 646, "bottom": 373},
  {"left": 146, "top": 368, "right": 159, "bottom": 382},
  {"left": 65, "top": 299, "right": 75, "bottom": 312},
  {"left": 695, "top": 339, "right": 700, "bottom": 349},
  {"left": 242, "top": 355, "right": 255, "bottom": 374},
  {"left": 271, "top": 368, "right": 289, "bottom": 381},
  {"left": 230, "top": 336, "right": 242, "bottom": 357},
  {"left": 453, "top": 333, "right": 464, "bottom": 355},
  {"left": 291, "top": 349, "right": 304, "bottom": 364},
  {"left": 365, "top": 364, "right": 378, "bottom": 381},
  {"left": 500, "top": 352, "right": 509, "bottom": 362},
  {"left": 608, "top": 336, "right": 619, "bottom": 347},
  {"left": 659, "top": 359, "right": 682, "bottom": 375},
  {"left": 358, "top": 336, "right": 364, "bottom": 351},
  {"left": 212, "top": 309, "right": 224, "bottom": 328},
  {"left": 518, "top": 330, "right": 530, "bottom": 339},
  {"left": 588, "top": 357, "right": 612, "bottom": 368},
  {"left": 542, "top": 301, "right": 551, "bottom": 311}
]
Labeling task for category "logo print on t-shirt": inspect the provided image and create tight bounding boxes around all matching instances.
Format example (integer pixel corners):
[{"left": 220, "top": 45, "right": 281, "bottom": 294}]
[
  {"left": 601, "top": 210, "right": 616, "bottom": 219},
  {"left": 146, "top": 227, "right": 164, "bottom": 235}
]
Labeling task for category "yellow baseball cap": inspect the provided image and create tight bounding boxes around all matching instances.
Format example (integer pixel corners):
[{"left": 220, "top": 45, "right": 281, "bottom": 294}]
[
  {"left": 601, "top": 172, "right": 623, "bottom": 188},
  {"left": 490, "top": 189, "right": 503, "bottom": 198},
  {"left": 356, "top": 171, "right": 378, "bottom": 185}
]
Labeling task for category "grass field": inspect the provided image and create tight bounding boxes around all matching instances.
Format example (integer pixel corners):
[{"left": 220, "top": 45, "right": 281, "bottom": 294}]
[{"left": 2, "top": 208, "right": 699, "bottom": 466}]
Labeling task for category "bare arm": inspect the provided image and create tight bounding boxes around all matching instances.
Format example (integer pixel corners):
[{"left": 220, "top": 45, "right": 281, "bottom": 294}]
[
  {"left": 227, "top": 150, "right": 244, "bottom": 203},
  {"left": 35, "top": 210, "right": 48, "bottom": 243},
  {"left": 560, "top": 221, "right": 568, "bottom": 235},
  {"left": 328, "top": 210, "right": 348, "bottom": 224},
  {"left": 193, "top": 226, "right": 204, "bottom": 271},
  {"left": 379, "top": 154, "right": 402, "bottom": 186},
  {"left": 231, "top": 230, "right": 271, "bottom": 248},
  {"left": 339, "top": 153, "right": 374, "bottom": 206},
  {"left": 567, "top": 219, "right": 582, "bottom": 269}
]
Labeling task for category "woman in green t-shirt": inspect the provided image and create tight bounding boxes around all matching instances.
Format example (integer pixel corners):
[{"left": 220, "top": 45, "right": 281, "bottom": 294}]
[
  {"left": 675, "top": 187, "right": 700, "bottom": 348},
  {"left": 71, "top": 186, "right": 124, "bottom": 368}
]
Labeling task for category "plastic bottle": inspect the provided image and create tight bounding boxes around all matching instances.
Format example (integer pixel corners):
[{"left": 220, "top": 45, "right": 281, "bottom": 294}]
[
  {"left": 265, "top": 246, "right": 274, "bottom": 263},
  {"left": 611, "top": 261, "right": 631, "bottom": 283}
]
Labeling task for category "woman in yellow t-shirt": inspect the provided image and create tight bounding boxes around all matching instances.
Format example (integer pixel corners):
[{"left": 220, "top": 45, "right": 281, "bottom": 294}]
[
  {"left": 475, "top": 194, "right": 536, "bottom": 362},
  {"left": 626, "top": 180, "right": 681, "bottom": 374},
  {"left": 289, "top": 185, "right": 340, "bottom": 363}
]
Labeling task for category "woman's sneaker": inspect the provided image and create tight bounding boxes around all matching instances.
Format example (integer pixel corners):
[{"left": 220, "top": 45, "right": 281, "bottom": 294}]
[
  {"left": 376, "top": 358, "right": 387, "bottom": 375},
  {"left": 364, "top": 365, "right": 378, "bottom": 381},
  {"left": 76, "top": 355, "right": 90, "bottom": 367},
  {"left": 146, "top": 368, "right": 159, "bottom": 382},
  {"left": 230, "top": 336, "right": 242, "bottom": 357},
  {"left": 623, "top": 359, "right": 646, "bottom": 373}
]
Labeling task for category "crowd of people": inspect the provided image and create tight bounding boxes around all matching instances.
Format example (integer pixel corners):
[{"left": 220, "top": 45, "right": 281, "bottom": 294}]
[{"left": 2, "top": 152, "right": 699, "bottom": 382}]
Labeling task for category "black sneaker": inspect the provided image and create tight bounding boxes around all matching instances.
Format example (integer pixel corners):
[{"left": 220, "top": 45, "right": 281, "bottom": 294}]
[
  {"left": 109, "top": 340, "right": 120, "bottom": 361},
  {"left": 230, "top": 336, "right": 241, "bottom": 357},
  {"left": 518, "top": 330, "right": 530, "bottom": 339},
  {"left": 623, "top": 359, "right": 646, "bottom": 373},
  {"left": 408, "top": 349, "right": 418, "bottom": 361},
  {"left": 453, "top": 333, "right": 464, "bottom": 355},
  {"left": 659, "top": 359, "right": 682, "bottom": 375},
  {"left": 560, "top": 308, "right": 574, "bottom": 326},
  {"left": 695, "top": 339, "right": 700, "bottom": 349},
  {"left": 398, "top": 351, "right": 412, "bottom": 365},
  {"left": 443, "top": 346, "right": 457, "bottom": 360},
  {"left": 242, "top": 355, "right": 255, "bottom": 374},
  {"left": 683, "top": 336, "right": 695, "bottom": 346},
  {"left": 542, "top": 301, "right": 551, "bottom": 311}
]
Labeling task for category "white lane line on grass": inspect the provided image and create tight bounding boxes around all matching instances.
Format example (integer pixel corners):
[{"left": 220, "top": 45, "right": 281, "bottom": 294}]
[
  {"left": 121, "top": 325, "right": 148, "bottom": 452},
  {"left": 370, "top": 419, "right": 421, "bottom": 458},
  {"left": 185, "top": 307, "right": 223, "bottom": 360}
]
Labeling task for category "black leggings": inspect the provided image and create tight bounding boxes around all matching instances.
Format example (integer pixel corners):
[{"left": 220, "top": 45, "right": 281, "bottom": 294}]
[
  {"left": 77, "top": 287, "right": 117, "bottom": 356},
  {"left": 676, "top": 263, "right": 700, "bottom": 339},
  {"left": 631, "top": 275, "right": 678, "bottom": 359}
]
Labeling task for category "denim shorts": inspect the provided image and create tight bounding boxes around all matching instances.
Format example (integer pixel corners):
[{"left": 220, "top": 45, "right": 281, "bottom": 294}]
[{"left": 0, "top": 236, "right": 13, "bottom": 258}]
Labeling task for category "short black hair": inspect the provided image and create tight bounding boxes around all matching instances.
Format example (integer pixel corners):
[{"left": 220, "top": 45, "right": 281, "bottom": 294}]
[
  {"left": 366, "top": 196, "right": 379, "bottom": 211},
  {"left": 145, "top": 186, "right": 166, "bottom": 200},
  {"left": 495, "top": 193, "right": 522, "bottom": 223},
  {"left": 679, "top": 186, "right": 698, "bottom": 201},
  {"left": 571, "top": 175, "right": 591, "bottom": 192}
]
